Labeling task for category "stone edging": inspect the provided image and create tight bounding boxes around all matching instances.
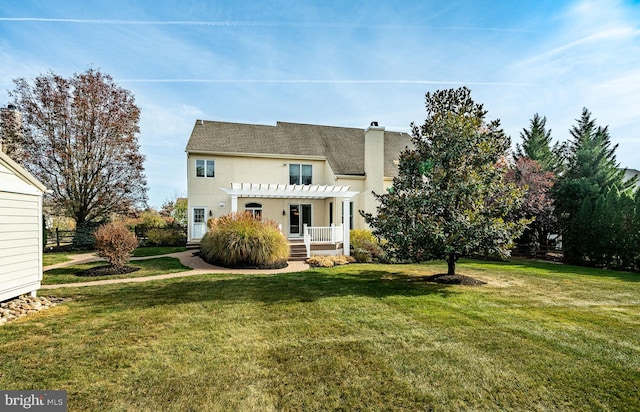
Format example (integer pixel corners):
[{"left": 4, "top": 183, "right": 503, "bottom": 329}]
[{"left": 0, "top": 295, "right": 69, "bottom": 326}]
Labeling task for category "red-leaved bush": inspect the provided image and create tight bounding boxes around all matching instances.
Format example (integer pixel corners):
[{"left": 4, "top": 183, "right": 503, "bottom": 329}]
[{"left": 94, "top": 222, "right": 138, "bottom": 269}]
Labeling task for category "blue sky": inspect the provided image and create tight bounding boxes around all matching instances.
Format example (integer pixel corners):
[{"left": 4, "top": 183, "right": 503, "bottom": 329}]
[{"left": 1, "top": 0, "right": 639, "bottom": 208}]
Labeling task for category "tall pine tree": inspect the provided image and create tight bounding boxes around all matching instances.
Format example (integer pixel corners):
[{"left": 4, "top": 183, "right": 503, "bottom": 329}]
[
  {"left": 516, "top": 113, "right": 562, "bottom": 173},
  {"left": 554, "top": 108, "right": 633, "bottom": 264}
]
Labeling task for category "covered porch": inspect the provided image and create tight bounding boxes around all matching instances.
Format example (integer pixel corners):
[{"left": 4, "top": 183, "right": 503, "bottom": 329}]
[{"left": 220, "top": 183, "right": 359, "bottom": 257}]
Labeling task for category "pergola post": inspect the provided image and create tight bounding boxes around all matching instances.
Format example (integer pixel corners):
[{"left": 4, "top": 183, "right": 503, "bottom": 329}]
[
  {"left": 342, "top": 199, "right": 350, "bottom": 256},
  {"left": 231, "top": 195, "right": 238, "bottom": 213}
]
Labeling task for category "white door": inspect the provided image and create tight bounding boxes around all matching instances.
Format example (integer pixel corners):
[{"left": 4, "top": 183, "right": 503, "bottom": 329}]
[{"left": 192, "top": 207, "right": 207, "bottom": 239}]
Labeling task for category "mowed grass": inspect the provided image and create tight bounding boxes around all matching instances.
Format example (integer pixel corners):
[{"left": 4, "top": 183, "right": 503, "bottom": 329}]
[
  {"left": 43, "top": 246, "right": 187, "bottom": 268},
  {"left": 2, "top": 259, "right": 639, "bottom": 411},
  {"left": 42, "top": 250, "right": 90, "bottom": 267},
  {"left": 131, "top": 246, "right": 186, "bottom": 257},
  {"left": 42, "top": 257, "right": 191, "bottom": 285}
]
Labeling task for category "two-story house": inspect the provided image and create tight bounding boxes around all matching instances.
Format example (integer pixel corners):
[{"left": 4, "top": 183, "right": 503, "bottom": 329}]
[{"left": 185, "top": 120, "right": 412, "bottom": 256}]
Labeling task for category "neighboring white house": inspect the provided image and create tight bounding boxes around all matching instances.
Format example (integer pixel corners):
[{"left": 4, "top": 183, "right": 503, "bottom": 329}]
[
  {"left": 185, "top": 120, "right": 412, "bottom": 256},
  {"left": 0, "top": 150, "right": 47, "bottom": 301},
  {"left": 624, "top": 168, "right": 640, "bottom": 190}
]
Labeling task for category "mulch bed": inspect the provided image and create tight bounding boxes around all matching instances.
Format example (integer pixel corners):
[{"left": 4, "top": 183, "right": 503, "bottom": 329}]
[
  {"left": 195, "top": 252, "right": 288, "bottom": 270},
  {"left": 409, "top": 273, "right": 487, "bottom": 286},
  {"left": 77, "top": 265, "right": 140, "bottom": 277},
  {"left": 207, "top": 260, "right": 289, "bottom": 270}
]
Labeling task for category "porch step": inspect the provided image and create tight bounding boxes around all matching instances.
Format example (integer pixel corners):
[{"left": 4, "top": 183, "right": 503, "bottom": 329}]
[
  {"left": 289, "top": 242, "right": 308, "bottom": 262},
  {"left": 186, "top": 241, "right": 200, "bottom": 250}
]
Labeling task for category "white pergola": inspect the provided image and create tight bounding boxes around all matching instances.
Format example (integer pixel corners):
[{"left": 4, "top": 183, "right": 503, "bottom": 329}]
[{"left": 220, "top": 183, "right": 359, "bottom": 255}]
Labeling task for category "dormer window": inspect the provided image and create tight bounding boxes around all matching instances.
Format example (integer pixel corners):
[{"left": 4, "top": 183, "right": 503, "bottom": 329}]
[{"left": 289, "top": 164, "right": 312, "bottom": 185}]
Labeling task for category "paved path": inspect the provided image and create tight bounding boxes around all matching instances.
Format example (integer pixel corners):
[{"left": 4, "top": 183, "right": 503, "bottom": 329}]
[{"left": 41, "top": 250, "right": 310, "bottom": 289}]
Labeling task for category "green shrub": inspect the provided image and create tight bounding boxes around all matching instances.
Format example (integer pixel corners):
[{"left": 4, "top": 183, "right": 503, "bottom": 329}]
[
  {"left": 94, "top": 222, "right": 138, "bottom": 269},
  {"left": 200, "top": 212, "right": 289, "bottom": 268},
  {"left": 72, "top": 222, "right": 101, "bottom": 250},
  {"left": 353, "top": 247, "right": 373, "bottom": 263},
  {"left": 350, "top": 229, "right": 383, "bottom": 262},
  {"left": 146, "top": 227, "right": 186, "bottom": 247}
]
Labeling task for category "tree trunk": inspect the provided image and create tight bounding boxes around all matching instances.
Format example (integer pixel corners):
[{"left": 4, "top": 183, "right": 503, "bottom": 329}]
[{"left": 447, "top": 253, "right": 456, "bottom": 276}]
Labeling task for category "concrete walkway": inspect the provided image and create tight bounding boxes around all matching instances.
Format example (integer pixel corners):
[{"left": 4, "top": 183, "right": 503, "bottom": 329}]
[{"left": 41, "top": 250, "right": 310, "bottom": 289}]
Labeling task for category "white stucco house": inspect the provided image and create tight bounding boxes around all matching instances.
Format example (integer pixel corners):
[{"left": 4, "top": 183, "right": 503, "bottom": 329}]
[
  {"left": 185, "top": 120, "right": 411, "bottom": 257},
  {"left": 0, "top": 150, "right": 47, "bottom": 301}
]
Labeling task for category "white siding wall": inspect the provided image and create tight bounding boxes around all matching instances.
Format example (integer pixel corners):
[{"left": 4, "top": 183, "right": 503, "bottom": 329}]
[{"left": 0, "top": 162, "right": 43, "bottom": 302}]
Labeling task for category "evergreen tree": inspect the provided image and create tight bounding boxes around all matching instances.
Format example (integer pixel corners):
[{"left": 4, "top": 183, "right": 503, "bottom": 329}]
[
  {"left": 591, "top": 193, "right": 609, "bottom": 266},
  {"left": 363, "top": 87, "right": 528, "bottom": 276},
  {"left": 568, "top": 197, "right": 593, "bottom": 263},
  {"left": 634, "top": 190, "right": 640, "bottom": 269},
  {"left": 614, "top": 189, "right": 636, "bottom": 269},
  {"left": 516, "top": 113, "right": 562, "bottom": 172},
  {"left": 554, "top": 108, "right": 632, "bottom": 264}
]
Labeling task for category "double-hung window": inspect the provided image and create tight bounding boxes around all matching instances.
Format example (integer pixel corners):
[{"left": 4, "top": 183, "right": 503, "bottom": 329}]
[
  {"left": 196, "top": 159, "right": 215, "bottom": 178},
  {"left": 289, "top": 164, "right": 312, "bottom": 185}
]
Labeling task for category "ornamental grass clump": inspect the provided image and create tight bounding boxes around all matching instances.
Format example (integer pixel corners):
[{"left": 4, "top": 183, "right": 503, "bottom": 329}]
[
  {"left": 306, "top": 255, "right": 356, "bottom": 267},
  {"left": 200, "top": 212, "right": 289, "bottom": 269},
  {"left": 94, "top": 222, "right": 139, "bottom": 270}
]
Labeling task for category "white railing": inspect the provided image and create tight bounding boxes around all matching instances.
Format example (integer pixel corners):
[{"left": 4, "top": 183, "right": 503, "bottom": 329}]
[{"left": 303, "top": 224, "right": 344, "bottom": 257}]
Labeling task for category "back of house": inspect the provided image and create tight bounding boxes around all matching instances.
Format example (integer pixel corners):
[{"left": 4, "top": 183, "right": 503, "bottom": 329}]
[{"left": 184, "top": 120, "right": 412, "bottom": 250}]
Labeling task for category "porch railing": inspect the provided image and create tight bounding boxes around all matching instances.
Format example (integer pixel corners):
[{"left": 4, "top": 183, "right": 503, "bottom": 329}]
[{"left": 303, "top": 224, "right": 344, "bottom": 257}]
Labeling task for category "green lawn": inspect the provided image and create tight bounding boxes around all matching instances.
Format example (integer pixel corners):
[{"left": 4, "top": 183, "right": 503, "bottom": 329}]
[
  {"left": 43, "top": 246, "right": 186, "bottom": 267},
  {"left": 2, "top": 259, "right": 639, "bottom": 411},
  {"left": 42, "top": 250, "right": 91, "bottom": 267},
  {"left": 42, "top": 257, "right": 191, "bottom": 285},
  {"left": 131, "top": 246, "right": 186, "bottom": 257}
]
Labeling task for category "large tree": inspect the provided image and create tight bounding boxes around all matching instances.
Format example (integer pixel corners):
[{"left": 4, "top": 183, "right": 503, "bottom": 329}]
[
  {"left": 8, "top": 69, "right": 147, "bottom": 228},
  {"left": 363, "top": 87, "right": 528, "bottom": 276},
  {"left": 553, "top": 108, "right": 634, "bottom": 263}
]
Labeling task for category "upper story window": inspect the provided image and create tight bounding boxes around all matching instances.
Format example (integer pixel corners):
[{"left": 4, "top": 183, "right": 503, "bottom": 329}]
[
  {"left": 196, "top": 159, "right": 215, "bottom": 178},
  {"left": 289, "top": 164, "right": 312, "bottom": 185}
]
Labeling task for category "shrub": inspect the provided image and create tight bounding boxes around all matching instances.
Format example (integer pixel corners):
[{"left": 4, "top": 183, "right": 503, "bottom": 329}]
[
  {"left": 350, "top": 229, "right": 383, "bottom": 262},
  {"left": 94, "top": 222, "right": 139, "bottom": 269},
  {"left": 72, "top": 222, "right": 100, "bottom": 250},
  {"left": 353, "top": 247, "right": 372, "bottom": 263},
  {"left": 146, "top": 227, "right": 186, "bottom": 246},
  {"left": 200, "top": 212, "right": 289, "bottom": 268},
  {"left": 306, "top": 255, "right": 356, "bottom": 268}
]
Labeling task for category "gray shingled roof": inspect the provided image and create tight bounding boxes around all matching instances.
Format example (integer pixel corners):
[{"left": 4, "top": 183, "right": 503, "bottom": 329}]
[{"left": 186, "top": 120, "right": 413, "bottom": 177}]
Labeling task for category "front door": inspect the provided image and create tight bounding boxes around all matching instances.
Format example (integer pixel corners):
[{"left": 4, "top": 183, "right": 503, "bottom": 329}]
[
  {"left": 192, "top": 207, "right": 207, "bottom": 239},
  {"left": 289, "top": 204, "right": 311, "bottom": 237}
]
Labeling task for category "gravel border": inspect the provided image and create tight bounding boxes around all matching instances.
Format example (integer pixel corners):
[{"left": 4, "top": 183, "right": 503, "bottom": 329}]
[{"left": 0, "top": 295, "right": 69, "bottom": 326}]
